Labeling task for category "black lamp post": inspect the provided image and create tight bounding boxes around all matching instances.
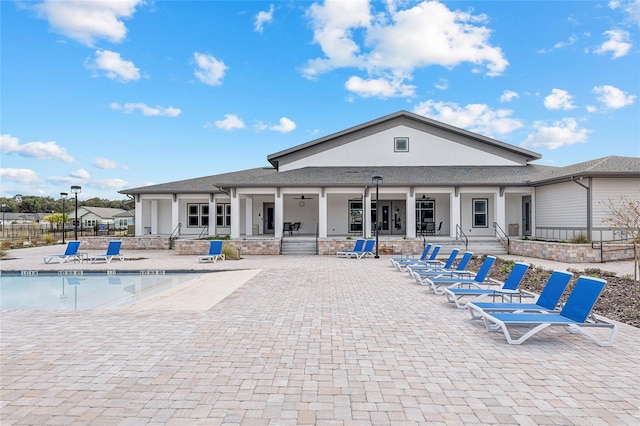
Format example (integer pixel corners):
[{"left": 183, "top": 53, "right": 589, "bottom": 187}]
[
  {"left": 372, "top": 175, "right": 383, "bottom": 259},
  {"left": 71, "top": 186, "right": 81, "bottom": 240},
  {"left": 60, "top": 192, "right": 68, "bottom": 243},
  {"left": 1, "top": 203, "right": 5, "bottom": 238}
]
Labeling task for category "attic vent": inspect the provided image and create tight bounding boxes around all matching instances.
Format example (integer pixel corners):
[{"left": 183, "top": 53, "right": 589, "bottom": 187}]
[{"left": 394, "top": 137, "right": 409, "bottom": 152}]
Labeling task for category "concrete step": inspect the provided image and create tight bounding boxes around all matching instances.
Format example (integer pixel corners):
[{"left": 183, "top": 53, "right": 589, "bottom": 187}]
[{"left": 281, "top": 238, "right": 317, "bottom": 255}]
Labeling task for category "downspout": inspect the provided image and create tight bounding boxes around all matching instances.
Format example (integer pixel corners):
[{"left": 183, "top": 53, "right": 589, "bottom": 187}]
[{"left": 571, "top": 176, "right": 592, "bottom": 241}]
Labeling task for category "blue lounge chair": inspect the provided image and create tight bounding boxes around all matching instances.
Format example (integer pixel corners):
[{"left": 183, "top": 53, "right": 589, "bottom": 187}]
[
  {"left": 346, "top": 239, "right": 375, "bottom": 259},
  {"left": 393, "top": 245, "right": 441, "bottom": 271},
  {"left": 43, "top": 241, "right": 81, "bottom": 264},
  {"left": 199, "top": 240, "right": 225, "bottom": 263},
  {"left": 404, "top": 248, "right": 459, "bottom": 273},
  {"left": 408, "top": 251, "right": 473, "bottom": 283},
  {"left": 90, "top": 241, "right": 125, "bottom": 264},
  {"left": 390, "top": 244, "right": 431, "bottom": 268},
  {"left": 337, "top": 239, "right": 364, "bottom": 258},
  {"left": 481, "top": 276, "right": 617, "bottom": 346},
  {"left": 467, "top": 270, "right": 573, "bottom": 320},
  {"left": 443, "top": 262, "right": 530, "bottom": 308},
  {"left": 420, "top": 255, "right": 495, "bottom": 294}
]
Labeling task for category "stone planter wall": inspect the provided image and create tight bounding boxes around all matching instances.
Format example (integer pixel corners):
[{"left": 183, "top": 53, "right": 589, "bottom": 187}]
[
  {"left": 509, "top": 239, "right": 635, "bottom": 263},
  {"left": 77, "top": 236, "right": 169, "bottom": 250}
]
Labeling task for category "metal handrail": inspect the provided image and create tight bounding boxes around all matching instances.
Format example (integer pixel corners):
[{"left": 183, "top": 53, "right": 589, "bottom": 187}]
[
  {"left": 455, "top": 224, "right": 469, "bottom": 251},
  {"left": 169, "top": 223, "right": 181, "bottom": 249},
  {"left": 198, "top": 226, "right": 209, "bottom": 239},
  {"left": 493, "top": 222, "right": 510, "bottom": 254},
  {"left": 315, "top": 222, "right": 319, "bottom": 255}
]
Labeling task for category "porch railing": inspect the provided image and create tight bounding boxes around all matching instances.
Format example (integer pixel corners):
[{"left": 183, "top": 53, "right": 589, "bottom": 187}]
[
  {"left": 169, "top": 223, "right": 182, "bottom": 249},
  {"left": 455, "top": 224, "right": 469, "bottom": 251},
  {"left": 493, "top": 222, "right": 510, "bottom": 254}
]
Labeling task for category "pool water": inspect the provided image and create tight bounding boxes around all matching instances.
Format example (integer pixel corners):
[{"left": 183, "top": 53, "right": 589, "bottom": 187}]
[{"left": 0, "top": 273, "right": 204, "bottom": 311}]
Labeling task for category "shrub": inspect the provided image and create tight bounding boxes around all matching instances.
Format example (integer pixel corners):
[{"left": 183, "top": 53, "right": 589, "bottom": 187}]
[{"left": 570, "top": 233, "right": 590, "bottom": 244}]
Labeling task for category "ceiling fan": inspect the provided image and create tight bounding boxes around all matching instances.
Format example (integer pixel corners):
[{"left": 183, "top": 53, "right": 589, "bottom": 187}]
[{"left": 292, "top": 195, "right": 314, "bottom": 200}]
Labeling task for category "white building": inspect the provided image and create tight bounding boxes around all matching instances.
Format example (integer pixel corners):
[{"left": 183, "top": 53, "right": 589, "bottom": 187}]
[{"left": 121, "top": 111, "right": 640, "bottom": 243}]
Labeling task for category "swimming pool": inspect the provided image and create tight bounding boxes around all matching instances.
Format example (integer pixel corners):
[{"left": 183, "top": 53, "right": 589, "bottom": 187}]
[{"left": 0, "top": 272, "right": 205, "bottom": 311}]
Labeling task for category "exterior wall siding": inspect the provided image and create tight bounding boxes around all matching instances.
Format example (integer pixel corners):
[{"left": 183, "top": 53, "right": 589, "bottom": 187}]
[
  {"left": 535, "top": 181, "right": 585, "bottom": 227},
  {"left": 280, "top": 125, "right": 522, "bottom": 171}
]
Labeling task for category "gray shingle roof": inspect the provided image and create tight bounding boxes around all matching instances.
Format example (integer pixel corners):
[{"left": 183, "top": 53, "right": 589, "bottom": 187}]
[{"left": 119, "top": 155, "right": 639, "bottom": 195}]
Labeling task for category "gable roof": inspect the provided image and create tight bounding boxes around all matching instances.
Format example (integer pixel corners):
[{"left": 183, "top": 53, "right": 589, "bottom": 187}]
[
  {"left": 120, "top": 155, "right": 639, "bottom": 195},
  {"left": 76, "top": 206, "right": 127, "bottom": 219},
  {"left": 531, "top": 156, "right": 640, "bottom": 185},
  {"left": 267, "top": 110, "right": 542, "bottom": 169}
]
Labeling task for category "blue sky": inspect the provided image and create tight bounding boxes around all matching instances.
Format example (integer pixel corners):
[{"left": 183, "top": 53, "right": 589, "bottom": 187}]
[{"left": 1, "top": 0, "right": 639, "bottom": 201}]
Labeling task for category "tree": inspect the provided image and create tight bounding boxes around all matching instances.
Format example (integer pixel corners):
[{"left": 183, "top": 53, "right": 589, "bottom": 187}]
[{"left": 601, "top": 195, "right": 640, "bottom": 282}]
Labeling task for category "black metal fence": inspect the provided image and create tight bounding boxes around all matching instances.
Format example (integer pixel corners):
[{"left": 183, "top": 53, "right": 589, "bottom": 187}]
[{"left": 0, "top": 223, "right": 128, "bottom": 244}]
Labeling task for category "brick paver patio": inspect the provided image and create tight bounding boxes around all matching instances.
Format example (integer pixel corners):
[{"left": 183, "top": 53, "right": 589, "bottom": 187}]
[{"left": 1, "top": 248, "right": 639, "bottom": 425}]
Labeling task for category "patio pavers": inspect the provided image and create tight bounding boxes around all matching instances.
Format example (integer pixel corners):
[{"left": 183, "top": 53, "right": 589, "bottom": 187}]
[{"left": 1, "top": 249, "right": 639, "bottom": 425}]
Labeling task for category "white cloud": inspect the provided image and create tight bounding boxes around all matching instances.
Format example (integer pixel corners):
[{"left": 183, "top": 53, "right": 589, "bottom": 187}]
[
  {"left": 87, "top": 50, "right": 140, "bottom": 82},
  {"left": 0, "top": 134, "right": 74, "bottom": 163},
  {"left": 93, "top": 157, "right": 126, "bottom": 170},
  {"left": 434, "top": 78, "right": 449, "bottom": 91},
  {"left": 70, "top": 169, "right": 91, "bottom": 180},
  {"left": 413, "top": 100, "right": 523, "bottom": 136},
  {"left": 594, "top": 29, "right": 632, "bottom": 58},
  {"left": 255, "top": 4, "right": 274, "bottom": 33},
  {"left": 544, "top": 89, "right": 576, "bottom": 110},
  {"left": 270, "top": 117, "right": 297, "bottom": 133},
  {"left": 257, "top": 117, "right": 297, "bottom": 133},
  {"left": 30, "top": 0, "right": 143, "bottom": 47},
  {"left": 522, "top": 118, "right": 590, "bottom": 150},
  {"left": 0, "top": 168, "right": 39, "bottom": 185},
  {"left": 593, "top": 85, "right": 636, "bottom": 109},
  {"left": 303, "top": 0, "right": 508, "bottom": 99},
  {"left": 500, "top": 90, "right": 519, "bottom": 103},
  {"left": 193, "top": 52, "right": 228, "bottom": 86},
  {"left": 609, "top": 0, "right": 640, "bottom": 27},
  {"left": 344, "top": 76, "right": 415, "bottom": 98},
  {"left": 210, "top": 114, "right": 246, "bottom": 131},
  {"left": 110, "top": 102, "right": 181, "bottom": 117},
  {"left": 92, "top": 178, "right": 129, "bottom": 190}
]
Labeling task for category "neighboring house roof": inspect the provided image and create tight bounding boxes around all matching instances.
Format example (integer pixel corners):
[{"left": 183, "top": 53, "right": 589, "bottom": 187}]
[
  {"left": 1, "top": 213, "right": 48, "bottom": 222},
  {"left": 267, "top": 110, "right": 542, "bottom": 169},
  {"left": 114, "top": 210, "right": 135, "bottom": 218},
  {"left": 73, "top": 206, "right": 127, "bottom": 219}
]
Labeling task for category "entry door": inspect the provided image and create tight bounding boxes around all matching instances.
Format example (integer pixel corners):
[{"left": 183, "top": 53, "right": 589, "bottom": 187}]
[
  {"left": 263, "top": 203, "right": 274, "bottom": 234},
  {"left": 521, "top": 196, "right": 532, "bottom": 236},
  {"left": 376, "top": 201, "right": 405, "bottom": 235}
]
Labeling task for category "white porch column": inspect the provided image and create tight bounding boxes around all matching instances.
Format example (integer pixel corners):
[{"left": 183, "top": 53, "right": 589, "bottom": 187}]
[
  {"left": 450, "top": 189, "right": 460, "bottom": 238},
  {"left": 245, "top": 197, "right": 253, "bottom": 236},
  {"left": 209, "top": 196, "right": 216, "bottom": 237},
  {"left": 406, "top": 191, "right": 416, "bottom": 238},
  {"left": 171, "top": 196, "right": 179, "bottom": 235},
  {"left": 275, "top": 190, "right": 283, "bottom": 239},
  {"left": 318, "top": 191, "right": 327, "bottom": 238},
  {"left": 135, "top": 197, "right": 143, "bottom": 236},
  {"left": 365, "top": 187, "right": 372, "bottom": 237},
  {"left": 495, "top": 189, "right": 506, "bottom": 234},
  {"left": 151, "top": 200, "right": 158, "bottom": 235},
  {"left": 230, "top": 189, "right": 241, "bottom": 239}
]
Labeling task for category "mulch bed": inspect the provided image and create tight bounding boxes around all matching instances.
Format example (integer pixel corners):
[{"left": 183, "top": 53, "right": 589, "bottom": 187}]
[{"left": 466, "top": 257, "right": 640, "bottom": 328}]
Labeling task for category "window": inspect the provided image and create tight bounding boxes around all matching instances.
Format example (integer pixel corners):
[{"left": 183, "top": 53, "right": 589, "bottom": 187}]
[
  {"left": 416, "top": 199, "right": 435, "bottom": 223},
  {"left": 473, "top": 198, "right": 488, "bottom": 227},
  {"left": 394, "top": 137, "right": 409, "bottom": 152},
  {"left": 187, "top": 203, "right": 209, "bottom": 227},
  {"left": 348, "top": 200, "right": 363, "bottom": 233},
  {"left": 216, "top": 203, "right": 231, "bottom": 227}
]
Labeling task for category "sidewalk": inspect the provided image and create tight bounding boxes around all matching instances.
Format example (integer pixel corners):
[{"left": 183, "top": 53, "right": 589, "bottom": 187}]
[{"left": 1, "top": 247, "right": 639, "bottom": 425}]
